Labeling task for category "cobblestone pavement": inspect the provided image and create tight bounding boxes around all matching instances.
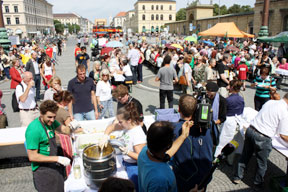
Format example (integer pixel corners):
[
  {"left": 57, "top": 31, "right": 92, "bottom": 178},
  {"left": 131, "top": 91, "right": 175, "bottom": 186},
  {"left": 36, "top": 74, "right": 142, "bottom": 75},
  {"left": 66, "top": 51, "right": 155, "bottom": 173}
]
[{"left": 0, "top": 37, "right": 287, "bottom": 192}]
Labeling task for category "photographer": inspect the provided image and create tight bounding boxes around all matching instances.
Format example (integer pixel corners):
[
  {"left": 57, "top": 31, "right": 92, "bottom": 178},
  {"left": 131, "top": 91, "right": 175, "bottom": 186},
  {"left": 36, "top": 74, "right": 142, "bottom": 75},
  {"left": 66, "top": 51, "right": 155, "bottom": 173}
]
[
  {"left": 171, "top": 94, "right": 213, "bottom": 191},
  {"left": 206, "top": 82, "right": 227, "bottom": 143}
]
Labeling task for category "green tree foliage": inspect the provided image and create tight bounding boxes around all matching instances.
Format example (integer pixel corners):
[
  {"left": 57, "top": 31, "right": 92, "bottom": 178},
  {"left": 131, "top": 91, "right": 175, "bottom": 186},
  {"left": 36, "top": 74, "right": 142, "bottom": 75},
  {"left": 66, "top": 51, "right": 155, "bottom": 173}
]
[
  {"left": 54, "top": 20, "right": 64, "bottom": 34},
  {"left": 176, "top": 8, "right": 186, "bottom": 21},
  {"left": 65, "top": 23, "right": 81, "bottom": 34},
  {"left": 213, "top": 4, "right": 253, "bottom": 16}
]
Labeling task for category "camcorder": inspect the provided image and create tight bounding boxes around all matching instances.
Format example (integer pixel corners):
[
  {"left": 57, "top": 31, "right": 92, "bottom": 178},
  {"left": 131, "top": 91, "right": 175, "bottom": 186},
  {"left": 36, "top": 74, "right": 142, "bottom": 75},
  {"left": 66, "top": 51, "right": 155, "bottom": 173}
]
[{"left": 193, "top": 84, "right": 213, "bottom": 130}]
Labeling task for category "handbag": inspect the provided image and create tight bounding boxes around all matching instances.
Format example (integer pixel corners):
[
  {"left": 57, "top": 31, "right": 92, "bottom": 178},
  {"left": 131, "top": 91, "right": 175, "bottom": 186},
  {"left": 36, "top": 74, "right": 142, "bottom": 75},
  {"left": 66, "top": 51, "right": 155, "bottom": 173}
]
[
  {"left": 179, "top": 68, "right": 188, "bottom": 85},
  {"left": 270, "top": 78, "right": 280, "bottom": 100}
]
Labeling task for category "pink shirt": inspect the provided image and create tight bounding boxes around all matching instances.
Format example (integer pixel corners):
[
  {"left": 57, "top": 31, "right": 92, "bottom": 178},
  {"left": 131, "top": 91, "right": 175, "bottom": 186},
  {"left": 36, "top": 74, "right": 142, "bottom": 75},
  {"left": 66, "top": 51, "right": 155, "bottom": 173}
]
[{"left": 279, "top": 63, "right": 288, "bottom": 70}]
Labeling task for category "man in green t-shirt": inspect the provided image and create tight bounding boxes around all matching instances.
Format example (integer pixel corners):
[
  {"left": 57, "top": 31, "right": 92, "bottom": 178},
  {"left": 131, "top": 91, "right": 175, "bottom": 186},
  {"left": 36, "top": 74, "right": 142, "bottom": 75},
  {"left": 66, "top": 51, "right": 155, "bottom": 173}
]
[{"left": 25, "top": 100, "right": 71, "bottom": 192}]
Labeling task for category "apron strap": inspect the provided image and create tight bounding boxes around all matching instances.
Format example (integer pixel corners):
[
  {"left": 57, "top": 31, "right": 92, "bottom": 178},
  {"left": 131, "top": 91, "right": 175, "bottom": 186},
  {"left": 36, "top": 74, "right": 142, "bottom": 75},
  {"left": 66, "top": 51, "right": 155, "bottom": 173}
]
[{"left": 39, "top": 117, "right": 53, "bottom": 140}]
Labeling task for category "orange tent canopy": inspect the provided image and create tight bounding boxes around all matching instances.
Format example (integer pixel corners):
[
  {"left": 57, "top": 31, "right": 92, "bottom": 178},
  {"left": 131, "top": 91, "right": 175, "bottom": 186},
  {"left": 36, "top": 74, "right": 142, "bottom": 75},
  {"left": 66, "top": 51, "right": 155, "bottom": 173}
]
[
  {"left": 199, "top": 22, "right": 249, "bottom": 38},
  {"left": 241, "top": 31, "right": 255, "bottom": 38}
]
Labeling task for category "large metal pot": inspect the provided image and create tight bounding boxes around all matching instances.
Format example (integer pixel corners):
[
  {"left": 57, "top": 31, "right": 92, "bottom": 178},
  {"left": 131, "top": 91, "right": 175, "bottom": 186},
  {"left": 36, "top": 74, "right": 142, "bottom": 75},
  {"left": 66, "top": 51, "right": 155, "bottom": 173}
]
[{"left": 83, "top": 144, "right": 117, "bottom": 189}]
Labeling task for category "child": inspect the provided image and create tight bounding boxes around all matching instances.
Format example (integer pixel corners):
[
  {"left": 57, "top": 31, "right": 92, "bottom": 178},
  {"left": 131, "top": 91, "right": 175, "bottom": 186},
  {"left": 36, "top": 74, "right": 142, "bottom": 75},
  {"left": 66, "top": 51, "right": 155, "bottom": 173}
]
[{"left": 237, "top": 58, "right": 248, "bottom": 91}]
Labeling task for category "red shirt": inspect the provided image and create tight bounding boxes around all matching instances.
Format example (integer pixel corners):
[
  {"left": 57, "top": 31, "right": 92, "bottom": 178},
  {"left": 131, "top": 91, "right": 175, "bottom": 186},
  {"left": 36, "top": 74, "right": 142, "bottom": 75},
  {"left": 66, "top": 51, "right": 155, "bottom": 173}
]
[
  {"left": 74, "top": 47, "right": 81, "bottom": 58},
  {"left": 46, "top": 47, "right": 53, "bottom": 58},
  {"left": 237, "top": 64, "right": 248, "bottom": 80}
]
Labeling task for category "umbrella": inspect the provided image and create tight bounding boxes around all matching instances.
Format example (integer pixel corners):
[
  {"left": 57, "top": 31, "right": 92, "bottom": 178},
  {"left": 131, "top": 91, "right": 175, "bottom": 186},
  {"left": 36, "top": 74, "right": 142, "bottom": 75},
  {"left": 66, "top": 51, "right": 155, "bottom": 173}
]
[
  {"left": 105, "top": 41, "right": 123, "bottom": 48},
  {"left": 101, "top": 47, "right": 113, "bottom": 55},
  {"left": 184, "top": 36, "right": 197, "bottom": 43},
  {"left": 170, "top": 44, "right": 184, "bottom": 50},
  {"left": 258, "top": 31, "right": 288, "bottom": 42},
  {"left": 226, "top": 46, "right": 240, "bottom": 52},
  {"left": 203, "top": 40, "right": 215, "bottom": 46}
]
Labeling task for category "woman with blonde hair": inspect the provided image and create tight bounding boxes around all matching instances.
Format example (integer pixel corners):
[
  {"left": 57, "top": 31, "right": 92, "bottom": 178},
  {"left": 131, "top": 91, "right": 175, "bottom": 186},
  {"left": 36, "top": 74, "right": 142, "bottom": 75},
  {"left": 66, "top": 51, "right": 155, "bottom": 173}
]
[
  {"left": 44, "top": 76, "right": 62, "bottom": 101},
  {"left": 89, "top": 60, "right": 101, "bottom": 85},
  {"left": 96, "top": 69, "right": 114, "bottom": 119}
]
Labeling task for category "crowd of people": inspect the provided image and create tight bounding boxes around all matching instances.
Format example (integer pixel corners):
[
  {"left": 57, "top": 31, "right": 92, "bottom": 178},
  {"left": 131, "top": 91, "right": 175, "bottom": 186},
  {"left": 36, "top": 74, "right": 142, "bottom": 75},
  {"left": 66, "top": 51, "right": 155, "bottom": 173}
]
[{"left": 0, "top": 33, "right": 288, "bottom": 192}]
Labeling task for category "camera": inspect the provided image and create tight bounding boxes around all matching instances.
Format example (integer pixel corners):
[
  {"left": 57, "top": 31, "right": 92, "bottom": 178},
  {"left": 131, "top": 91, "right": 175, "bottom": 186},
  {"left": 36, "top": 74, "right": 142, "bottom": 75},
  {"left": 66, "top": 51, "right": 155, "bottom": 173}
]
[{"left": 193, "top": 84, "right": 213, "bottom": 130}]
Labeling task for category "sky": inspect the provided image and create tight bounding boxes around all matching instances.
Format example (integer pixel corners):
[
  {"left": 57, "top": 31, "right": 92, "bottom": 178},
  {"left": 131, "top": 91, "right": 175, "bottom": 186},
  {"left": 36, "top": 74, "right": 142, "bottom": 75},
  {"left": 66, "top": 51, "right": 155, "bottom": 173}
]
[{"left": 48, "top": 0, "right": 255, "bottom": 24}]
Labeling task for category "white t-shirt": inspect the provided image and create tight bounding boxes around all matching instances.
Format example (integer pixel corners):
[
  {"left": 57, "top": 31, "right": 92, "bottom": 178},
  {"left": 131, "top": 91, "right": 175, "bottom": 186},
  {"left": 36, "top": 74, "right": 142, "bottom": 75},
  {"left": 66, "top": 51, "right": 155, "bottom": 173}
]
[
  {"left": 15, "top": 81, "right": 37, "bottom": 109},
  {"left": 123, "top": 65, "right": 132, "bottom": 76},
  {"left": 183, "top": 63, "right": 192, "bottom": 81},
  {"left": 157, "top": 57, "right": 163, "bottom": 68},
  {"left": 251, "top": 99, "right": 288, "bottom": 137},
  {"left": 120, "top": 125, "right": 146, "bottom": 163},
  {"left": 96, "top": 81, "right": 112, "bottom": 101}
]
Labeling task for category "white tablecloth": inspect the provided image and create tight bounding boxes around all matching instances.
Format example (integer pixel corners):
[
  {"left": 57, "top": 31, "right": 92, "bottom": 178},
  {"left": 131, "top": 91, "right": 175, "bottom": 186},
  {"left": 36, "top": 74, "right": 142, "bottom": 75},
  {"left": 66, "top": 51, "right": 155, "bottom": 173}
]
[
  {"left": 275, "top": 68, "right": 288, "bottom": 76},
  {"left": 64, "top": 155, "right": 128, "bottom": 192}
]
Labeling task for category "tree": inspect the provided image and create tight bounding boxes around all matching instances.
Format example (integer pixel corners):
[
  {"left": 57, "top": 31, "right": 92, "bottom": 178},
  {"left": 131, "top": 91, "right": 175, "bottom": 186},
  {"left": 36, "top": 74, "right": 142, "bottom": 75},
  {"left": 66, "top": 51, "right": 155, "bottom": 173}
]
[
  {"left": 54, "top": 20, "right": 64, "bottom": 34},
  {"left": 240, "top": 5, "right": 253, "bottom": 13},
  {"left": 176, "top": 8, "right": 186, "bottom": 21},
  {"left": 227, "top": 4, "right": 241, "bottom": 14},
  {"left": 67, "top": 23, "right": 81, "bottom": 34},
  {"left": 213, "top": 4, "right": 253, "bottom": 16}
]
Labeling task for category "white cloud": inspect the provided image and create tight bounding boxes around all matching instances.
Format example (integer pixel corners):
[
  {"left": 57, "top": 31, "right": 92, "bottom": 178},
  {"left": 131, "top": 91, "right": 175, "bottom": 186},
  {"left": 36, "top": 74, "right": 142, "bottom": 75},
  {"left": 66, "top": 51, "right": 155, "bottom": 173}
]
[{"left": 48, "top": 0, "right": 255, "bottom": 23}]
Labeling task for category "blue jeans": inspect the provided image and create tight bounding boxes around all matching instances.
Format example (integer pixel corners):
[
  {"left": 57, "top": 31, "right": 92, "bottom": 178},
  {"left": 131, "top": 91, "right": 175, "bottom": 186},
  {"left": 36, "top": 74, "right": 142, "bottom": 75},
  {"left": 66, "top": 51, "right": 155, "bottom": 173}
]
[
  {"left": 74, "top": 110, "right": 96, "bottom": 121},
  {"left": 130, "top": 65, "right": 138, "bottom": 84},
  {"left": 122, "top": 161, "right": 139, "bottom": 192},
  {"left": 34, "top": 74, "right": 41, "bottom": 101},
  {"left": 99, "top": 98, "right": 114, "bottom": 119},
  {"left": 4, "top": 67, "right": 10, "bottom": 79},
  {"left": 234, "top": 126, "right": 272, "bottom": 185}
]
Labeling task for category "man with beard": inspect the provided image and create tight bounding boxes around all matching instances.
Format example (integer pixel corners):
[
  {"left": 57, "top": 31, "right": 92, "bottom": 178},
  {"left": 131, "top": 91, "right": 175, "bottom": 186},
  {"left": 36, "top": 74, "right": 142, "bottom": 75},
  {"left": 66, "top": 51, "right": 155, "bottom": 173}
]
[{"left": 25, "top": 100, "right": 71, "bottom": 192}]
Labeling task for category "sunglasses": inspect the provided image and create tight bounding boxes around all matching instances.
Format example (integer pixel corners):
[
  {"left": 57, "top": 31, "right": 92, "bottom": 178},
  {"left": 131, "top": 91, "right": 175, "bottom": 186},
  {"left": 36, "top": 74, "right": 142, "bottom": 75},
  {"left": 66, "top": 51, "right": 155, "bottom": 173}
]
[{"left": 102, "top": 74, "right": 109, "bottom": 77}]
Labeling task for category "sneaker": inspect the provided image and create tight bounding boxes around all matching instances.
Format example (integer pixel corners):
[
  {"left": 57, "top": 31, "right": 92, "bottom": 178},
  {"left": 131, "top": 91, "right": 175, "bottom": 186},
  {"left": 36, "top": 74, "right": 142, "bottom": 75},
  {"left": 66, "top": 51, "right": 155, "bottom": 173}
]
[{"left": 232, "top": 179, "right": 241, "bottom": 184}]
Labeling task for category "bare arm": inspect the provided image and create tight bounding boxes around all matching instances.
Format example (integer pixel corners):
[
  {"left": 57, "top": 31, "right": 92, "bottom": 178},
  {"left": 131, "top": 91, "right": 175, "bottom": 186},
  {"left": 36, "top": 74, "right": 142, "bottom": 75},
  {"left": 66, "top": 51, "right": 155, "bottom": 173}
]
[
  {"left": 220, "top": 74, "right": 229, "bottom": 84},
  {"left": 68, "top": 101, "right": 73, "bottom": 120},
  {"left": 87, "top": 59, "right": 90, "bottom": 72},
  {"left": 104, "top": 119, "right": 123, "bottom": 135},
  {"left": 127, "top": 143, "right": 146, "bottom": 160},
  {"left": 155, "top": 76, "right": 160, "bottom": 81},
  {"left": 280, "top": 134, "right": 288, "bottom": 143},
  {"left": 52, "top": 64, "right": 56, "bottom": 76},
  {"left": 27, "top": 149, "right": 58, "bottom": 163},
  {"left": 19, "top": 82, "right": 33, "bottom": 103},
  {"left": 166, "top": 121, "right": 194, "bottom": 157}
]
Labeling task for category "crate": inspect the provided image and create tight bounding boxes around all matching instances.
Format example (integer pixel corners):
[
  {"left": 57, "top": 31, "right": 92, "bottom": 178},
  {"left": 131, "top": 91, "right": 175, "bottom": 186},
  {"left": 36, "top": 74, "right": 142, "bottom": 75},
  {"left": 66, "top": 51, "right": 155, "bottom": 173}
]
[
  {"left": 270, "top": 175, "right": 288, "bottom": 192},
  {"left": 155, "top": 108, "right": 180, "bottom": 123}
]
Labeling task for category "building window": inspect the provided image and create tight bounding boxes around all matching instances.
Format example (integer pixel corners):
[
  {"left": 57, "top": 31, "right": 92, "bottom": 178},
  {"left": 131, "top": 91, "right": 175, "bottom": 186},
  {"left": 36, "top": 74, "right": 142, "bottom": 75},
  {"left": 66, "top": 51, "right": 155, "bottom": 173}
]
[
  {"left": 284, "top": 15, "right": 288, "bottom": 31},
  {"left": 161, "top": 5, "right": 163, "bottom": 10},
  {"left": 5, "top": 6, "right": 9, "bottom": 13},
  {"left": 142, "top": 14, "right": 145, "bottom": 20},
  {"left": 14, "top": 6, "right": 18, "bottom": 13},
  {"left": 161, "top": 14, "right": 163, "bottom": 20},
  {"left": 6, "top": 18, "right": 11, "bottom": 25},
  {"left": 156, "top": 14, "right": 159, "bottom": 20},
  {"left": 142, "top": 5, "right": 145, "bottom": 10},
  {"left": 152, "top": 5, "right": 154, "bottom": 10},
  {"left": 156, "top": 5, "right": 159, "bottom": 10},
  {"left": 15, "top": 17, "right": 20, "bottom": 24},
  {"left": 169, "top": 14, "right": 172, "bottom": 20},
  {"left": 151, "top": 14, "right": 154, "bottom": 20},
  {"left": 169, "top": 5, "right": 172, "bottom": 10}
]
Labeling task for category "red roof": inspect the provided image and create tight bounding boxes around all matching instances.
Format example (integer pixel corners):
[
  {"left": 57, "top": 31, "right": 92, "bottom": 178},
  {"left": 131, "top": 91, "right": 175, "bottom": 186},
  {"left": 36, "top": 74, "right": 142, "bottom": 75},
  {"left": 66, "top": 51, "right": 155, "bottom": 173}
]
[{"left": 116, "top": 12, "right": 126, "bottom": 17}]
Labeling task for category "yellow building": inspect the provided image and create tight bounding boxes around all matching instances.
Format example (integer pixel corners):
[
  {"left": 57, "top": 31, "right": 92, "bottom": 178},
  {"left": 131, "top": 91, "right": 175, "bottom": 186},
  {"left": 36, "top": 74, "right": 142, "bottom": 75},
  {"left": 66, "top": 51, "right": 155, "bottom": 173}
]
[
  {"left": 124, "top": 0, "right": 176, "bottom": 33},
  {"left": 166, "top": 0, "right": 288, "bottom": 36},
  {"left": 3, "top": 0, "right": 53, "bottom": 38},
  {"left": 94, "top": 18, "right": 107, "bottom": 26}
]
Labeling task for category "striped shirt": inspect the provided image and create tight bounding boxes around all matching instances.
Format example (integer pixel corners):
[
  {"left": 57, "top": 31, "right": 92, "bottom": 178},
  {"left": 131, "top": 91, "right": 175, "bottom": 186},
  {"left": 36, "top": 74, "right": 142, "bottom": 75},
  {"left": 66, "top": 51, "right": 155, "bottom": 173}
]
[{"left": 253, "top": 76, "right": 276, "bottom": 98}]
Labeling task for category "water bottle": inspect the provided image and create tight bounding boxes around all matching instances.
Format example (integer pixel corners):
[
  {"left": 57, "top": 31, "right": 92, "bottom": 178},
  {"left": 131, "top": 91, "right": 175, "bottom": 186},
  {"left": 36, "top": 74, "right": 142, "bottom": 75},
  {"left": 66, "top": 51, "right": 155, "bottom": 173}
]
[{"left": 73, "top": 153, "right": 81, "bottom": 179}]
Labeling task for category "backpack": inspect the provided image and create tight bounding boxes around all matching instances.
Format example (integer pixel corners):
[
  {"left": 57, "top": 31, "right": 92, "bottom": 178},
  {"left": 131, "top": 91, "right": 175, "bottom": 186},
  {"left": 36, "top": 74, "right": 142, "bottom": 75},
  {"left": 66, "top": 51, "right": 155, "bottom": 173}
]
[{"left": 12, "top": 83, "right": 24, "bottom": 112}]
